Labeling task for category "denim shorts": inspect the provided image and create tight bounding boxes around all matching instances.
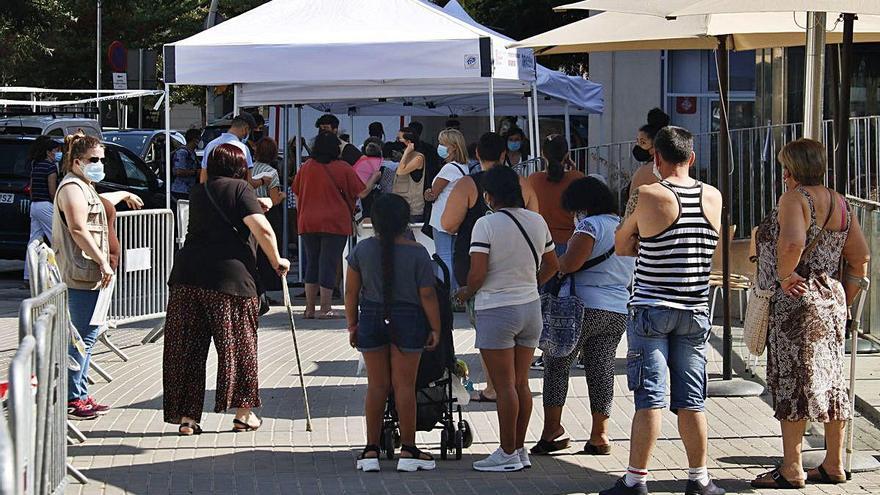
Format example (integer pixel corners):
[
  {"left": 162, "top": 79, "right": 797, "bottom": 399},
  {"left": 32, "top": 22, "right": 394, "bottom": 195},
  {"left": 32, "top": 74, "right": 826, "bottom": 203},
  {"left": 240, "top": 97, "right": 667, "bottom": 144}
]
[
  {"left": 356, "top": 300, "right": 429, "bottom": 353},
  {"left": 625, "top": 306, "right": 711, "bottom": 413}
]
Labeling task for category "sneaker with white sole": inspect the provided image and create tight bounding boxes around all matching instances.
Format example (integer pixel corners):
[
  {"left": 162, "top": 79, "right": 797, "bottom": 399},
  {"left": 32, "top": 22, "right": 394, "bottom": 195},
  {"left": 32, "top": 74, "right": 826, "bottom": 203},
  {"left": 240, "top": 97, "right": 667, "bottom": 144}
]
[
  {"left": 473, "top": 447, "right": 524, "bottom": 472},
  {"left": 397, "top": 445, "right": 436, "bottom": 472},
  {"left": 518, "top": 448, "right": 531, "bottom": 469}
]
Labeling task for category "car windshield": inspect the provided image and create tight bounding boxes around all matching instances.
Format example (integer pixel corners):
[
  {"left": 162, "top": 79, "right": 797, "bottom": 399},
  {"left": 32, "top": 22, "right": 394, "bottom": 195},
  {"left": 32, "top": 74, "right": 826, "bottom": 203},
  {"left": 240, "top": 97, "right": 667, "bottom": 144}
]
[
  {"left": 198, "top": 127, "right": 229, "bottom": 151},
  {"left": 105, "top": 133, "right": 150, "bottom": 156},
  {"left": 0, "top": 126, "right": 42, "bottom": 136},
  {"left": 0, "top": 142, "right": 32, "bottom": 178}
]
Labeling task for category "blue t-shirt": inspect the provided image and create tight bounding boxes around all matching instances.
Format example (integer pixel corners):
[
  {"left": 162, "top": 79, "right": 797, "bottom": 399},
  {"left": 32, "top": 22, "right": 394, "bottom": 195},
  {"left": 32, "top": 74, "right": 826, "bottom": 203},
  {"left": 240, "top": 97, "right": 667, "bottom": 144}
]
[
  {"left": 171, "top": 148, "right": 198, "bottom": 194},
  {"left": 200, "top": 132, "right": 254, "bottom": 169},
  {"left": 562, "top": 214, "right": 635, "bottom": 315}
]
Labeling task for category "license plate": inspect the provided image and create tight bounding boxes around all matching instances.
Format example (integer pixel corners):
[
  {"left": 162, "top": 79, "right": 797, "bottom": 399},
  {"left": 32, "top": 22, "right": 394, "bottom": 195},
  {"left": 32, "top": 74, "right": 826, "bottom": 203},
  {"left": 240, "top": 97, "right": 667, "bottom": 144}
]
[{"left": 0, "top": 193, "right": 13, "bottom": 204}]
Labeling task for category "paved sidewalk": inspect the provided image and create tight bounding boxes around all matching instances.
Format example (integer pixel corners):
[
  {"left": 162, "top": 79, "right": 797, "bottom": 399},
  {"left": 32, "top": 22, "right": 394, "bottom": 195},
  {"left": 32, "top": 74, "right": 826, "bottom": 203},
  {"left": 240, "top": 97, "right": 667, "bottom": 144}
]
[{"left": 50, "top": 304, "right": 880, "bottom": 495}]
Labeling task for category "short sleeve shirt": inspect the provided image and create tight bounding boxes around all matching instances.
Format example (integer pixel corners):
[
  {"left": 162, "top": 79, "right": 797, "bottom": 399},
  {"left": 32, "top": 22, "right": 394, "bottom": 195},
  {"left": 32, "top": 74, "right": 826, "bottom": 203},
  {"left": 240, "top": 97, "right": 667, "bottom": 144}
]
[
  {"left": 469, "top": 208, "right": 554, "bottom": 310},
  {"left": 30, "top": 159, "right": 57, "bottom": 202},
  {"left": 563, "top": 214, "right": 635, "bottom": 315},
  {"left": 169, "top": 177, "right": 265, "bottom": 297},
  {"left": 200, "top": 133, "right": 254, "bottom": 169},
  {"left": 251, "top": 161, "right": 280, "bottom": 199},
  {"left": 171, "top": 148, "right": 198, "bottom": 194},
  {"left": 429, "top": 161, "right": 469, "bottom": 232},
  {"left": 347, "top": 237, "right": 435, "bottom": 305},
  {"left": 292, "top": 159, "right": 365, "bottom": 236}
]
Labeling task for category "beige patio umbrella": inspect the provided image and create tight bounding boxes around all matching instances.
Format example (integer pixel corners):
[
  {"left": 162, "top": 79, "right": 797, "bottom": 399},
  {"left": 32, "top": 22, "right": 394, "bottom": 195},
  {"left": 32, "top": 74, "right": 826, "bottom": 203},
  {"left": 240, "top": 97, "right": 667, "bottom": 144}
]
[{"left": 512, "top": 5, "right": 880, "bottom": 401}]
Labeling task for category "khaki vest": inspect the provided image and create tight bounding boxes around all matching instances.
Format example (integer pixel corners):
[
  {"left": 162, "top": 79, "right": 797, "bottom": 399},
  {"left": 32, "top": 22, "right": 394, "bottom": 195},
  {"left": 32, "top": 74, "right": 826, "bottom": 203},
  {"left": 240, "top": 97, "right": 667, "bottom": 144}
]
[
  {"left": 52, "top": 175, "right": 109, "bottom": 290},
  {"left": 392, "top": 160, "right": 425, "bottom": 217}
]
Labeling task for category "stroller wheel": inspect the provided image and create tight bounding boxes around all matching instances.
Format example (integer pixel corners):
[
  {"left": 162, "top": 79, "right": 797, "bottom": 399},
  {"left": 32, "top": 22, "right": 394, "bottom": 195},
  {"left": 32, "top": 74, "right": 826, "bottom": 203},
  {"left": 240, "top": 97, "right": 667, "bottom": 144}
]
[
  {"left": 454, "top": 429, "right": 464, "bottom": 460},
  {"left": 440, "top": 428, "right": 449, "bottom": 460},
  {"left": 459, "top": 420, "right": 474, "bottom": 449},
  {"left": 383, "top": 428, "right": 396, "bottom": 460}
]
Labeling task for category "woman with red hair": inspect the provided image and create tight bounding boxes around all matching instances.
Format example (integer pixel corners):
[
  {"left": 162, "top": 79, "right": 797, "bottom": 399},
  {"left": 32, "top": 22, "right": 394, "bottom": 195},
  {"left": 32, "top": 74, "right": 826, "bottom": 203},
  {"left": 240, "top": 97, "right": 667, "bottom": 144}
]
[{"left": 163, "top": 143, "right": 290, "bottom": 435}]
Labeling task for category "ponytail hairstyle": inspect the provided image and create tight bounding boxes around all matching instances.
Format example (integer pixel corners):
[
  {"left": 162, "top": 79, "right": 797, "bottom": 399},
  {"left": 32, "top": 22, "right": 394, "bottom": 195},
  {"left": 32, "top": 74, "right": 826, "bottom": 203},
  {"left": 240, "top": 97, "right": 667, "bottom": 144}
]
[
  {"left": 541, "top": 134, "right": 569, "bottom": 183},
  {"left": 370, "top": 193, "right": 411, "bottom": 322},
  {"left": 63, "top": 130, "right": 102, "bottom": 175}
]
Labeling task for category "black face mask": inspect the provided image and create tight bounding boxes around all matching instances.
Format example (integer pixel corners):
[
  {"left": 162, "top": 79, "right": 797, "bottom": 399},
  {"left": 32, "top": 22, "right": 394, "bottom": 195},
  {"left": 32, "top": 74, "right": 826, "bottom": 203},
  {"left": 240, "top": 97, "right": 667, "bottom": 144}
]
[
  {"left": 251, "top": 131, "right": 265, "bottom": 142},
  {"left": 632, "top": 145, "right": 653, "bottom": 163}
]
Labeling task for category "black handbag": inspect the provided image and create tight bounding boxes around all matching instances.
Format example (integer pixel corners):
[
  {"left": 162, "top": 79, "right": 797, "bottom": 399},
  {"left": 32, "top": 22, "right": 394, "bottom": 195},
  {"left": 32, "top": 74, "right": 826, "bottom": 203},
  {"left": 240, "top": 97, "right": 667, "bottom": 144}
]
[{"left": 203, "top": 181, "right": 271, "bottom": 316}]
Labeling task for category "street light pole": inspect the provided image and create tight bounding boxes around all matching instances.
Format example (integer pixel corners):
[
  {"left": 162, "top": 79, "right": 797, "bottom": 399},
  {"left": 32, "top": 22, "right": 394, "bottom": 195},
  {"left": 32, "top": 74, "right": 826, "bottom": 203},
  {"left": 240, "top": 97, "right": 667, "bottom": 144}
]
[{"left": 96, "top": 0, "right": 102, "bottom": 125}]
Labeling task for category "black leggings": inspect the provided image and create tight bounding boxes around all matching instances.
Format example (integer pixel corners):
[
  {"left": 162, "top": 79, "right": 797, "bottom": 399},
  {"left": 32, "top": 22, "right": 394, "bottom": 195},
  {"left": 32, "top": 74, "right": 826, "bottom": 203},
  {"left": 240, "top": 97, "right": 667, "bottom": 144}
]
[{"left": 301, "top": 233, "right": 347, "bottom": 289}]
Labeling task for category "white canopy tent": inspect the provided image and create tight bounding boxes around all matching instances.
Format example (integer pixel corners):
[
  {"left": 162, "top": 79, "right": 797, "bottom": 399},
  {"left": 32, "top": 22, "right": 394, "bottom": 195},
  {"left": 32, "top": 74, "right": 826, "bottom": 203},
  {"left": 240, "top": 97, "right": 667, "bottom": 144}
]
[{"left": 162, "top": 0, "right": 538, "bottom": 263}]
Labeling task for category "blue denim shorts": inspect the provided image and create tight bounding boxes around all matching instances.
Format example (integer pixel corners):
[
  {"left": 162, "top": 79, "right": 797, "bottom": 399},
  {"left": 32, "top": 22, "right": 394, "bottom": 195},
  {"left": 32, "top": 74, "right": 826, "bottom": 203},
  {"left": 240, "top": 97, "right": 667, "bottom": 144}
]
[
  {"left": 356, "top": 300, "right": 429, "bottom": 353},
  {"left": 626, "top": 306, "right": 711, "bottom": 412}
]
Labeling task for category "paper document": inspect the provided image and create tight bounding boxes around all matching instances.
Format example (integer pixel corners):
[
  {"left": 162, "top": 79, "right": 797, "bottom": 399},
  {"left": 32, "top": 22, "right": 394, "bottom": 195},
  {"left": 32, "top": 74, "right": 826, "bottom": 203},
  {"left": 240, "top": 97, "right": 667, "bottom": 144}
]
[
  {"left": 90, "top": 277, "right": 115, "bottom": 326},
  {"left": 252, "top": 171, "right": 277, "bottom": 181}
]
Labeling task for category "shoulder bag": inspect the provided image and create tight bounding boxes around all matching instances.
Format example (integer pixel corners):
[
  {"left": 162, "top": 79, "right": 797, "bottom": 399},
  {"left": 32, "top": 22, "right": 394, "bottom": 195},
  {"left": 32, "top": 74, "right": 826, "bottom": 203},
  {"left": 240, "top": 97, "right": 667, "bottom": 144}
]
[
  {"left": 203, "top": 181, "right": 271, "bottom": 315},
  {"left": 743, "top": 188, "right": 834, "bottom": 356}
]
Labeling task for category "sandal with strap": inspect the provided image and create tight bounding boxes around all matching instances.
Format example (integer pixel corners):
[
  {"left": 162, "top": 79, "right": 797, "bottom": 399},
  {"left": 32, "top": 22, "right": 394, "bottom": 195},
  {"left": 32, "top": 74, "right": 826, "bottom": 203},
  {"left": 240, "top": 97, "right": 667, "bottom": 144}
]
[
  {"left": 232, "top": 415, "right": 262, "bottom": 432},
  {"left": 530, "top": 437, "right": 570, "bottom": 455},
  {"left": 750, "top": 468, "right": 806, "bottom": 489},
  {"left": 357, "top": 444, "right": 381, "bottom": 472},
  {"left": 807, "top": 465, "right": 847, "bottom": 484},
  {"left": 178, "top": 422, "right": 202, "bottom": 436},
  {"left": 581, "top": 441, "right": 612, "bottom": 455},
  {"left": 397, "top": 444, "right": 436, "bottom": 472}
]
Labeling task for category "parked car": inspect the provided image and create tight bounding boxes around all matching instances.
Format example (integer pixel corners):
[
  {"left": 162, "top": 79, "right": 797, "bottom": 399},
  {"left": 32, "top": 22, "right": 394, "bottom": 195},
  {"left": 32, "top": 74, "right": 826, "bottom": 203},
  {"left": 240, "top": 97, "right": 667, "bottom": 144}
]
[
  {"left": 0, "top": 115, "right": 102, "bottom": 139},
  {"left": 104, "top": 129, "right": 186, "bottom": 178},
  {"left": 0, "top": 136, "right": 167, "bottom": 260}
]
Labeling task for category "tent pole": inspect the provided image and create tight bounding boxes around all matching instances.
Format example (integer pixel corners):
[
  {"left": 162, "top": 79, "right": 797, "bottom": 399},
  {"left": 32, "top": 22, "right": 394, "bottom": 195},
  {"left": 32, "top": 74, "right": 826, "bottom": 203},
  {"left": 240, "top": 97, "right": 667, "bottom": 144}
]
[
  {"left": 804, "top": 12, "right": 827, "bottom": 139},
  {"left": 233, "top": 84, "right": 240, "bottom": 115},
  {"left": 282, "top": 105, "right": 290, "bottom": 260},
  {"left": 295, "top": 104, "right": 304, "bottom": 282},
  {"left": 164, "top": 83, "right": 172, "bottom": 210},
  {"left": 717, "top": 39, "right": 733, "bottom": 382},
  {"left": 532, "top": 82, "right": 541, "bottom": 157},
  {"left": 526, "top": 92, "right": 535, "bottom": 158},
  {"left": 489, "top": 78, "right": 496, "bottom": 132},
  {"left": 564, "top": 103, "right": 571, "bottom": 148}
]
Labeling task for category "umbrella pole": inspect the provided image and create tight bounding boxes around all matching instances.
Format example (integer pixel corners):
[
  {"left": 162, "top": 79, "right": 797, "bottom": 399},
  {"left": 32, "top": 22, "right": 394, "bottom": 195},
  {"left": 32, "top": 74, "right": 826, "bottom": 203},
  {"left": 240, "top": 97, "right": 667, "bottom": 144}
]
[
  {"left": 835, "top": 14, "right": 855, "bottom": 194},
  {"left": 707, "top": 37, "right": 763, "bottom": 398},
  {"left": 803, "top": 12, "right": 827, "bottom": 140}
]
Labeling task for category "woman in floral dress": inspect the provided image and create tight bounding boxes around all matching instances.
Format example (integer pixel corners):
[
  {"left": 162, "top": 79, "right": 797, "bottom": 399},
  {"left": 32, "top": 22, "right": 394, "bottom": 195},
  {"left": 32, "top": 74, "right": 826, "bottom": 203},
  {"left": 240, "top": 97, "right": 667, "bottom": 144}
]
[{"left": 752, "top": 139, "right": 870, "bottom": 489}]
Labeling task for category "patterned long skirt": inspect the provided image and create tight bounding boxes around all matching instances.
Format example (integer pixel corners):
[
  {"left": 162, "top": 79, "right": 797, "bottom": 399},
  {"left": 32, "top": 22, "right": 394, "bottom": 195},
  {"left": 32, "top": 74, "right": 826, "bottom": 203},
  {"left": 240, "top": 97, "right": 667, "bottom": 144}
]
[{"left": 163, "top": 285, "right": 260, "bottom": 424}]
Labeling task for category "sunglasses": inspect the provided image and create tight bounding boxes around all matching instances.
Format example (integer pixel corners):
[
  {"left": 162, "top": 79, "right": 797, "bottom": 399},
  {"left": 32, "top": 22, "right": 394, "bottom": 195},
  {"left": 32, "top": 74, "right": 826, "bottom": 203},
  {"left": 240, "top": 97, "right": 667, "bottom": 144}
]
[{"left": 82, "top": 157, "right": 102, "bottom": 163}]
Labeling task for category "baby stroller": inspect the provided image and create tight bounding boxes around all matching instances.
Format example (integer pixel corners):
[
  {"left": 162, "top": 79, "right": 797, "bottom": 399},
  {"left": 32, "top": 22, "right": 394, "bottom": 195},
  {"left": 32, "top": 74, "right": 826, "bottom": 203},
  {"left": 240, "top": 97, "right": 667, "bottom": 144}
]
[{"left": 378, "top": 255, "right": 473, "bottom": 460}]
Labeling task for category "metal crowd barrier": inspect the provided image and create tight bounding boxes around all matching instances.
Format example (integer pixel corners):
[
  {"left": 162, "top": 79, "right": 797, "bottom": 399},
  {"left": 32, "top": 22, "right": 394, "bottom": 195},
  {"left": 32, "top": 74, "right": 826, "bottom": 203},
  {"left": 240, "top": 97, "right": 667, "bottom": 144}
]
[
  {"left": 110, "top": 209, "right": 174, "bottom": 339},
  {"left": 5, "top": 283, "right": 80, "bottom": 495},
  {"left": 849, "top": 196, "right": 880, "bottom": 337}
]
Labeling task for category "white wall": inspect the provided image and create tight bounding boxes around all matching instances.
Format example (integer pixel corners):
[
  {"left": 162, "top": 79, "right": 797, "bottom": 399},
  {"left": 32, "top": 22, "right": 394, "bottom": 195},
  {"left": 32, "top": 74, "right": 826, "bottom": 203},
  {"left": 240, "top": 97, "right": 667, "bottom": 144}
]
[{"left": 587, "top": 51, "right": 663, "bottom": 146}]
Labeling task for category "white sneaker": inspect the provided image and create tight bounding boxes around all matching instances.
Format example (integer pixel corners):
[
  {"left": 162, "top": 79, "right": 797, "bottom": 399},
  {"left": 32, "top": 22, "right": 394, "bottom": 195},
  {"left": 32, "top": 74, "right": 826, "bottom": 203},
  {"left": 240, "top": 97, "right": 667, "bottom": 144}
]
[
  {"left": 472, "top": 447, "right": 524, "bottom": 472},
  {"left": 397, "top": 457, "right": 436, "bottom": 472},
  {"left": 356, "top": 457, "right": 380, "bottom": 472},
  {"left": 518, "top": 448, "right": 531, "bottom": 469}
]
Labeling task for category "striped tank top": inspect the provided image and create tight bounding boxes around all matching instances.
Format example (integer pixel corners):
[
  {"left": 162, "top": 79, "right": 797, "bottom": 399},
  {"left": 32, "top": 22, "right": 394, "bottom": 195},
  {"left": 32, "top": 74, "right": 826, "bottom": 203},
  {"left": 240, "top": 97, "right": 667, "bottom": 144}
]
[{"left": 630, "top": 180, "right": 719, "bottom": 310}]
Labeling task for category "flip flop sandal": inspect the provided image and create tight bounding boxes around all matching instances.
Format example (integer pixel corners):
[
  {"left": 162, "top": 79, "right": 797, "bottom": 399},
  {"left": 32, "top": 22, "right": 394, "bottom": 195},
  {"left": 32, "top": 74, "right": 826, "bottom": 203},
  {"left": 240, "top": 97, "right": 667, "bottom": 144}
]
[
  {"left": 750, "top": 468, "right": 806, "bottom": 489},
  {"left": 581, "top": 442, "right": 612, "bottom": 455},
  {"left": 530, "top": 437, "right": 571, "bottom": 455},
  {"left": 470, "top": 391, "right": 496, "bottom": 403},
  {"left": 807, "top": 465, "right": 847, "bottom": 484},
  {"left": 232, "top": 417, "right": 263, "bottom": 432},
  {"left": 178, "top": 423, "right": 202, "bottom": 436}
]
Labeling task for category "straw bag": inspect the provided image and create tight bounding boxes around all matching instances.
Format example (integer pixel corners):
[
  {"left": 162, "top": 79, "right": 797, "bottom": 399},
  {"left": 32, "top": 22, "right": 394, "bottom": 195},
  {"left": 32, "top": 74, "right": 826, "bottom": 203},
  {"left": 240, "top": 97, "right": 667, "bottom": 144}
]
[{"left": 742, "top": 286, "right": 774, "bottom": 355}]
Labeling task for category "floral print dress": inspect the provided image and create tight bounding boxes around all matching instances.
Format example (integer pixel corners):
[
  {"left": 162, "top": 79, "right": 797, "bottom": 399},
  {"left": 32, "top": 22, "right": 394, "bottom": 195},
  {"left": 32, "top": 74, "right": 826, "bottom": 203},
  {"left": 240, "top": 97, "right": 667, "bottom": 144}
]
[{"left": 755, "top": 187, "right": 851, "bottom": 422}]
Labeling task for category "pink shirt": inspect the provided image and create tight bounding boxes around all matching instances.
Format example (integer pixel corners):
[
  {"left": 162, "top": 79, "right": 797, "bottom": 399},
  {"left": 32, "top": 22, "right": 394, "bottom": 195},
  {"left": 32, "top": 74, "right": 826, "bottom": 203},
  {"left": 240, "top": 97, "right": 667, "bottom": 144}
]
[{"left": 352, "top": 156, "right": 382, "bottom": 185}]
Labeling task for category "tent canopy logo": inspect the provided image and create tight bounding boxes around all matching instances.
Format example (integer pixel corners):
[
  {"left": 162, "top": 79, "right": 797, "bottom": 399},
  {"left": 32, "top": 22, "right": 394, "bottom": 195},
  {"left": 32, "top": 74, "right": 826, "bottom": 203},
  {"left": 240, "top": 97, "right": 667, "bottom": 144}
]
[{"left": 464, "top": 54, "right": 479, "bottom": 69}]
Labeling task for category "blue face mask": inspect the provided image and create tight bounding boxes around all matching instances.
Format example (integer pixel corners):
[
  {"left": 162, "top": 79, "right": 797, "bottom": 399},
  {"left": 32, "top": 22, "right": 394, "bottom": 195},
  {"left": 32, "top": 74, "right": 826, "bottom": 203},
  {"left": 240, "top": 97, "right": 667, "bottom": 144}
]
[
  {"left": 507, "top": 140, "right": 522, "bottom": 152},
  {"left": 82, "top": 161, "right": 105, "bottom": 183},
  {"left": 53, "top": 151, "right": 63, "bottom": 163},
  {"left": 437, "top": 144, "right": 449, "bottom": 160},
  {"left": 241, "top": 134, "right": 249, "bottom": 145}
]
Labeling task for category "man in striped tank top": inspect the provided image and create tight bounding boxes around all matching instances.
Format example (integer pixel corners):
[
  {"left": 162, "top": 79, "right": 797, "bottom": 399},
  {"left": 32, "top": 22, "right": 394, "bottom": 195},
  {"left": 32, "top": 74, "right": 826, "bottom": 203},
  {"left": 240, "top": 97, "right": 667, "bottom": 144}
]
[{"left": 600, "top": 127, "right": 724, "bottom": 495}]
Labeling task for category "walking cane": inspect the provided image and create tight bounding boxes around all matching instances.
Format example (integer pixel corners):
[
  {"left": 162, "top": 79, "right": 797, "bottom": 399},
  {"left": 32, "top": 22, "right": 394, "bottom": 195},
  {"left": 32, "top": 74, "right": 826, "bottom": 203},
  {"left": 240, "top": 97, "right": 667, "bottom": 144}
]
[
  {"left": 845, "top": 276, "right": 870, "bottom": 475},
  {"left": 282, "top": 282, "right": 313, "bottom": 432}
]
